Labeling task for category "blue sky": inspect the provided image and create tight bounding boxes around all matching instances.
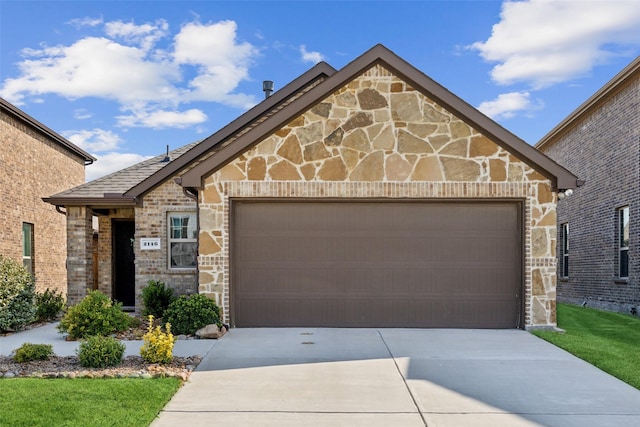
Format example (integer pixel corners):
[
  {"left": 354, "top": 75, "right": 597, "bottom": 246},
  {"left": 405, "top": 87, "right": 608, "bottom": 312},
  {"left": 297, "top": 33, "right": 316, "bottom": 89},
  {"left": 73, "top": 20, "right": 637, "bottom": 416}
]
[{"left": 2, "top": 0, "right": 639, "bottom": 181}]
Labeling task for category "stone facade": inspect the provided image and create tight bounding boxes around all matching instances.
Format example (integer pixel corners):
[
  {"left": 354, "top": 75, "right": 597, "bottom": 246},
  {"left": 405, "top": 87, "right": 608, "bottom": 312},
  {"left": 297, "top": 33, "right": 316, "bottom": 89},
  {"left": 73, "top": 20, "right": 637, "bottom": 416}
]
[
  {"left": 198, "top": 65, "right": 558, "bottom": 328},
  {"left": 1, "top": 106, "right": 87, "bottom": 296},
  {"left": 540, "top": 72, "right": 639, "bottom": 314}
]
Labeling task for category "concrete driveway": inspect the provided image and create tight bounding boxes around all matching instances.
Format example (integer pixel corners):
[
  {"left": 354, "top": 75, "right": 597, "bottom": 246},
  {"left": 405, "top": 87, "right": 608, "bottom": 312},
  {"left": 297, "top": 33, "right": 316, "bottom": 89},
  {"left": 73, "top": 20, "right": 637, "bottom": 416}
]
[{"left": 152, "top": 328, "right": 640, "bottom": 427}]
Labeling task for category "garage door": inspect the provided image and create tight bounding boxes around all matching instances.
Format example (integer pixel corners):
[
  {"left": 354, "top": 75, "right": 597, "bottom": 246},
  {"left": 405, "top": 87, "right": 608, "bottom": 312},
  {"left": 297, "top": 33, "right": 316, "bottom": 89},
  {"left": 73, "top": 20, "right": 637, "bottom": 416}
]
[{"left": 232, "top": 201, "right": 522, "bottom": 328}]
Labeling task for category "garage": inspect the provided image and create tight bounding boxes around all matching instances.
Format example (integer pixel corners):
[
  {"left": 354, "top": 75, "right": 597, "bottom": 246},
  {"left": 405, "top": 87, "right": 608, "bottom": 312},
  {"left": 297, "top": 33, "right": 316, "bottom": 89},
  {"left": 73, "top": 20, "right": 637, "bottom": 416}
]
[{"left": 232, "top": 200, "right": 523, "bottom": 328}]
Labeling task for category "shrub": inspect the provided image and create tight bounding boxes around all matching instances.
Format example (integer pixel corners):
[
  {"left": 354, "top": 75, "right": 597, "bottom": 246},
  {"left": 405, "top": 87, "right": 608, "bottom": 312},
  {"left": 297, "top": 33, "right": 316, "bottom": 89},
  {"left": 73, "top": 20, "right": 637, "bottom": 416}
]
[
  {"left": 141, "top": 280, "right": 175, "bottom": 318},
  {"left": 57, "top": 290, "right": 133, "bottom": 339},
  {"left": 0, "top": 255, "right": 36, "bottom": 332},
  {"left": 35, "top": 288, "right": 66, "bottom": 322},
  {"left": 77, "top": 335, "right": 125, "bottom": 368},
  {"left": 140, "top": 315, "right": 175, "bottom": 364},
  {"left": 163, "top": 294, "right": 221, "bottom": 336},
  {"left": 13, "top": 343, "right": 54, "bottom": 363}
]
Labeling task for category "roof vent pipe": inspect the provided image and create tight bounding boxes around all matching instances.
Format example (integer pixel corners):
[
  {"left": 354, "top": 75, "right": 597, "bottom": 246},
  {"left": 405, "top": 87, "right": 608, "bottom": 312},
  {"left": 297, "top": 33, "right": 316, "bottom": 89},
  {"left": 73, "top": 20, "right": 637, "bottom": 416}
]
[
  {"left": 161, "top": 145, "right": 170, "bottom": 163},
  {"left": 263, "top": 80, "right": 274, "bottom": 99}
]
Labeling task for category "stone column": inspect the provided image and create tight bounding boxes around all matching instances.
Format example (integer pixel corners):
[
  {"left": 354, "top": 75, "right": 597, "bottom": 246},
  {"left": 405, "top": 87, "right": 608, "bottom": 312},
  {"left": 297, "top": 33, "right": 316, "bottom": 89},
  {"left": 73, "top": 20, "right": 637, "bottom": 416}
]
[{"left": 66, "top": 206, "right": 93, "bottom": 305}]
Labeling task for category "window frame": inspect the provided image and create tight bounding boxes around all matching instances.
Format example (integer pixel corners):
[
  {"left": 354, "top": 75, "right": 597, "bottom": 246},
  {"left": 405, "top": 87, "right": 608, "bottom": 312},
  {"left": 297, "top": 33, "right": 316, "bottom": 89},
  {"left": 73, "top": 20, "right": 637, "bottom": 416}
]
[
  {"left": 560, "top": 222, "right": 569, "bottom": 279},
  {"left": 618, "top": 206, "right": 629, "bottom": 279},
  {"left": 167, "top": 212, "right": 198, "bottom": 270},
  {"left": 22, "top": 222, "right": 34, "bottom": 276}
]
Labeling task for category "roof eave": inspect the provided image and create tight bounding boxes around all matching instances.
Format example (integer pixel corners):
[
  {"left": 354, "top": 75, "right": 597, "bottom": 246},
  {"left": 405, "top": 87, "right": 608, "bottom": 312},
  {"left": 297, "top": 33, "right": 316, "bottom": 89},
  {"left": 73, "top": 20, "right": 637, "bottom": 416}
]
[{"left": 43, "top": 194, "right": 138, "bottom": 208}]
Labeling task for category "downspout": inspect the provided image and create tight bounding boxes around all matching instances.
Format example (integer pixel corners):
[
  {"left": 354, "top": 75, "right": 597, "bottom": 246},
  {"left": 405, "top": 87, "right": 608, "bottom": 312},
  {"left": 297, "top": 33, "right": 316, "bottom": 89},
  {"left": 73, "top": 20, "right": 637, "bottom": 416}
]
[{"left": 55, "top": 205, "right": 66, "bottom": 215}]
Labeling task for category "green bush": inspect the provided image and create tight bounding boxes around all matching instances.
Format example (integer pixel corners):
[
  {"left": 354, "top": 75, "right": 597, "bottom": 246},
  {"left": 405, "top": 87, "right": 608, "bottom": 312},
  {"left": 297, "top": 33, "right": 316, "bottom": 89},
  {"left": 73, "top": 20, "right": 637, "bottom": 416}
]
[
  {"left": 13, "top": 343, "right": 54, "bottom": 363},
  {"left": 57, "top": 290, "right": 132, "bottom": 339},
  {"left": 35, "top": 288, "right": 66, "bottom": 322},
  {"left": 163, "top": 294, "right": 221, "bottom": 336},
  {"left": 141, "top": 280, "right": 176, "bottom": 318},
  {"left": 77, "top": 335, "right": 125, "bottom": 368},
  {"left": 0, "top": 255, "right": 36, "bottom": 332}
]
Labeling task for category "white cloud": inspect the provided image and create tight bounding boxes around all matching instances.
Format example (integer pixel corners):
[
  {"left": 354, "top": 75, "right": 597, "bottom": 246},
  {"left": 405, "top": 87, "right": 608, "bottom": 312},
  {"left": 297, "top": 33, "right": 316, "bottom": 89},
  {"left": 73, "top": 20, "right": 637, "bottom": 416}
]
[
  {"left": 105, "top": 19, "right": 168, "bottom": 52},
  {"left": 470, "top": 0, "right": 640, "bottom": 88},
  {"left": 85, "top": 152, "right": 153, "bottom": 181},
  {"left": 299, "top": 45, "right": 324, "bottom": 64},
  {"left": 67, "top": 17, "right": 103, "bottom": 28},
  {"left": 0, "top": 37, "right": 179, "bottom": 105},
  {"left": 477, "top": 91, "right": 543, "bottom": 120},
  {"left": 0, "top": 18, "right": 259, "bottom": 124},
  {"left": 116, "top": 108, "right": 207, "bottom": 129},
  {"left": 63, "top": 128, "right": 123, "bottom": 152},
  {"left": 73, "top": 109, "right": 92, "bottom": 120},
  {"left": 173, "top": 20, "right": 259, "bottom": 107}
]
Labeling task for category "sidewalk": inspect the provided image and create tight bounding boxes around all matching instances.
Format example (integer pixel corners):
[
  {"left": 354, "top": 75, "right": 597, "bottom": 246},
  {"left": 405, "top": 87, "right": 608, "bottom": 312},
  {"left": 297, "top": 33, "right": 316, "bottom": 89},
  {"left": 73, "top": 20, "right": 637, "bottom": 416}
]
[{"left": 0, "top": 322, "right": 219, "bottom": 357}]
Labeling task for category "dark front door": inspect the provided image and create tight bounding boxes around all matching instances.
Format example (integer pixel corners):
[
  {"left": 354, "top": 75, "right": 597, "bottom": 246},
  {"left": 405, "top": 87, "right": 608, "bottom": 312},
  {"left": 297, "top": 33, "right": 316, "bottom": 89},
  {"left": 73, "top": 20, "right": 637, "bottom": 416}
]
[{"left": 113, "top": 220, "right": 135, "bottom": 307}]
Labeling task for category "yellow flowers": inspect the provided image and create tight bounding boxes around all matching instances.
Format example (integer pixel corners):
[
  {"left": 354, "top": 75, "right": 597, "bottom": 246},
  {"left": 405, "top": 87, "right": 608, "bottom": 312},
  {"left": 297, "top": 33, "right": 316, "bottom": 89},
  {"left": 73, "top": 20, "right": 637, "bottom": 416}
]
[{"left": 140, "top": 315, "right": 176, "bottom": 364}]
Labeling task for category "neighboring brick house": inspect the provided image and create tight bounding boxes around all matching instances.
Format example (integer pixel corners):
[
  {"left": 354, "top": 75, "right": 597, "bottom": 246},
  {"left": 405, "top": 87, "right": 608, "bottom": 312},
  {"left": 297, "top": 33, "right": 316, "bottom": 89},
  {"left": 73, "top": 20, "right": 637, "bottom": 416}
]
[
  {"left": 46, "top": 45, "right": 579, "bottom": 329},
  {"left": 537, "top": 56, "right": 639, "bottom": 315},
  {"left": 0, "top": 97, "right": 95, "bottom": 295}
]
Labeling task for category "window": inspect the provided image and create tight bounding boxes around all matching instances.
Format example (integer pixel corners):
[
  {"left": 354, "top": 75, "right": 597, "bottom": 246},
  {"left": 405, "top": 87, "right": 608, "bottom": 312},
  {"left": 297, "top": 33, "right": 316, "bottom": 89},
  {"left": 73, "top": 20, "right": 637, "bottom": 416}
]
[
  {"left": 22, "top": 223, "right": 34, "bottom": 276},
  {"left": 168, "top": 212, "right": 197, "bottom": 269},
  {"left": 618, "top": 206, "right": 629, "bottom": 278},
  {"left": 560, "top": 223, "right": 569, "bottom": 278}
]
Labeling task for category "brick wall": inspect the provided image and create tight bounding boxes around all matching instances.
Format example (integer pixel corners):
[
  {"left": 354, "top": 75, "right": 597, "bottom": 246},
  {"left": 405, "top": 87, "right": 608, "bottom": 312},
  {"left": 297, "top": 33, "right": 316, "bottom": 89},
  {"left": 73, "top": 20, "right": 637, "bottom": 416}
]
[
  {"left": 134, "top": 180, "right": 198, "bottom": 311},
  {"left": 0, "top": 110, "right": 86, "bottom": 296},
  {"left": 541, "top": 76, "right": 639, "bottom": 313}
]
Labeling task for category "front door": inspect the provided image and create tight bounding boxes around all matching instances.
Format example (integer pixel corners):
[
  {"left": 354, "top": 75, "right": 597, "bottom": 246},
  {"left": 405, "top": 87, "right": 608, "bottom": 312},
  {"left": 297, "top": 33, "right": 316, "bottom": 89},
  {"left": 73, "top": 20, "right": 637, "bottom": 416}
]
[{"left": 113, "top": 220, "right": 135, "bottom": 307}]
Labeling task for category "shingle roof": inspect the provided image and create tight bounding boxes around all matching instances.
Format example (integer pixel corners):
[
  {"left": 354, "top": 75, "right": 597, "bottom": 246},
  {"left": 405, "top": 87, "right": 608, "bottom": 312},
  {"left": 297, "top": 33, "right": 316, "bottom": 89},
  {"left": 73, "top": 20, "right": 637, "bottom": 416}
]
[{"left": 44, "top": 142, "right": 199, "bottom": 205}]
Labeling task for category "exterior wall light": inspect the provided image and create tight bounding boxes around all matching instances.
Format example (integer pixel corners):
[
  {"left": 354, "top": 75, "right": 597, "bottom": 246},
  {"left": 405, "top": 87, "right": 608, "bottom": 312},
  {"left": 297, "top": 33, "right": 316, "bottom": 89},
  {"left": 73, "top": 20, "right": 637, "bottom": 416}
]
[{"left": 557, "top": 189, "right": 574, "bottom": 200}]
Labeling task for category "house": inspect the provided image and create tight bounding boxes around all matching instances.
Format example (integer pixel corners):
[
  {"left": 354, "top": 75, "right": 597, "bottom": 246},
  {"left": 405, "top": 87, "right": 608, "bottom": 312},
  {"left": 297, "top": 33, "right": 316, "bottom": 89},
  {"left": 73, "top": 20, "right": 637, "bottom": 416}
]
[
  {"left": 537, "top": 56, "right": 639, "bottom": 315},
  {"left": 45, "top": 45, "right": 579, "bottom": 329},
  {"left": 0, "top": 98, "right": 95, "bottom": 296}
]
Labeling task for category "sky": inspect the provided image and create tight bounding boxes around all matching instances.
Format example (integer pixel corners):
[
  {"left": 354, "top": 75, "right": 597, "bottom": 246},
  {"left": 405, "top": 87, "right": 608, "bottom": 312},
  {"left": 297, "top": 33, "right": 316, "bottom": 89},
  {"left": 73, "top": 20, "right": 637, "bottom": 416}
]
[{"left": 2, "top": 0, "right": 639, "bottom": 181}]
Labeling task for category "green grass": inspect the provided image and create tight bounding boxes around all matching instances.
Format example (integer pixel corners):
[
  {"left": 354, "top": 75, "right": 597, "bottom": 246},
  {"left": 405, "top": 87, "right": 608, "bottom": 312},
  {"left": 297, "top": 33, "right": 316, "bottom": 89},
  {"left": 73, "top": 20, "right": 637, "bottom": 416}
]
[
  {"left": 0, "top": 378, "right": 181, "bottom": 427},
  {"left": 532, "top": 303, "right": 640, "bottom": 390}
]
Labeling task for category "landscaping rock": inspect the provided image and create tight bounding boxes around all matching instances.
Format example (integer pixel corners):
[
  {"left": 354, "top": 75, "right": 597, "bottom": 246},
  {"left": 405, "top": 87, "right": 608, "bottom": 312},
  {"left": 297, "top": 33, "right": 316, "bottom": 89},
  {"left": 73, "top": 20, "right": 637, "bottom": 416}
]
[{"left": 195, "top": 324, "right": 226, "bottom": 339}]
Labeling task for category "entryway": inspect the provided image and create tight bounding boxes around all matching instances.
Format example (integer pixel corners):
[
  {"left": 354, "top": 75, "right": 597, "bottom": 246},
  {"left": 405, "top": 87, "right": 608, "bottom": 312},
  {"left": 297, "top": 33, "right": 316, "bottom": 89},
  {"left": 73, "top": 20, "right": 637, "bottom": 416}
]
[{"left": 113, "top": 219, "right": 135, "bottom": 308}]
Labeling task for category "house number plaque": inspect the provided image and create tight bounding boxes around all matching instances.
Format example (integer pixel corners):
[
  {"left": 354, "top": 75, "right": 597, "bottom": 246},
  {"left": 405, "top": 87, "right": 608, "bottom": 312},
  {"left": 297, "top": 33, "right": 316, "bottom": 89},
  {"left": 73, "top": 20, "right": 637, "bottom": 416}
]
[{"left": 140, "top": 238, "right": 161, "bottom": 250}]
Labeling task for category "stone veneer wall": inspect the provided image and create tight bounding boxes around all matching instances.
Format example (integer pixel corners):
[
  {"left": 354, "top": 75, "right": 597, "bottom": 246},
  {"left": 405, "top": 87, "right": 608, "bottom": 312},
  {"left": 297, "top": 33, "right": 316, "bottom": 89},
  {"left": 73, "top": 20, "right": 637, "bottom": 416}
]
[
  {"left": 198, "top": 64, "right": 558, "bottom": 327},
  {"left": 1, "top": 109, "right": 86, "bottom": 296}
]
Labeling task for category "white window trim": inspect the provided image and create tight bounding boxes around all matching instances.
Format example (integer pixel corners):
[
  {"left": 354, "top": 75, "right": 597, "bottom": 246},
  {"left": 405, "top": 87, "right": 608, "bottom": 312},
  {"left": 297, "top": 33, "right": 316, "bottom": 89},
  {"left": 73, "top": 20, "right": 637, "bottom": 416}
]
[
  {"left": 22, "top": 222, "right": 34, "bottom": 275},
  {"left": 167, "top": 212, "right": 197, "bottom": 270}
]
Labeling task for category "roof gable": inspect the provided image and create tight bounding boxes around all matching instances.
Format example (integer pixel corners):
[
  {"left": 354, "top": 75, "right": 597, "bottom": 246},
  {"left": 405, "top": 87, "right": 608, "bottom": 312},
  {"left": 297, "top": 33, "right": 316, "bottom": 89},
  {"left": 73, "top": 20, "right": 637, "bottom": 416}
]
[
  {"left": 124, "top": 62, "right": 336, "bottom": 198},
  {"left": 536, "top": 55, "right": 640, "bottom": 151},
  {"left": 180, "top": 44, "right": 578, "bottom": 190},
  {"left": 1, "top": 97, "right": 95, "bottom": 164}
]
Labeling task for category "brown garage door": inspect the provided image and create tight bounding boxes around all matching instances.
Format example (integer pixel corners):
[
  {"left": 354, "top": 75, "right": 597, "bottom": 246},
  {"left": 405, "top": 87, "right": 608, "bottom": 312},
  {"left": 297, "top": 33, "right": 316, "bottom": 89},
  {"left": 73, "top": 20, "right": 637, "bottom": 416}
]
[{"left": 232, "top": 200, "right": 522, "bottom": 328}]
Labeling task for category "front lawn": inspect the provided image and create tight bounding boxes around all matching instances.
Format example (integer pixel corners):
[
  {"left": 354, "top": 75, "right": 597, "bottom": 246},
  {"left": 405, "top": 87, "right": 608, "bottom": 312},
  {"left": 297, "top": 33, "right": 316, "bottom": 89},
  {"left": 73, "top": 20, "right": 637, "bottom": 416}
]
[
  {"left": 0, "top": 378, "right": 181, "bottom": 426},
  {"left": 532, "top": 303, "right": 640, "bottom": 390}
]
